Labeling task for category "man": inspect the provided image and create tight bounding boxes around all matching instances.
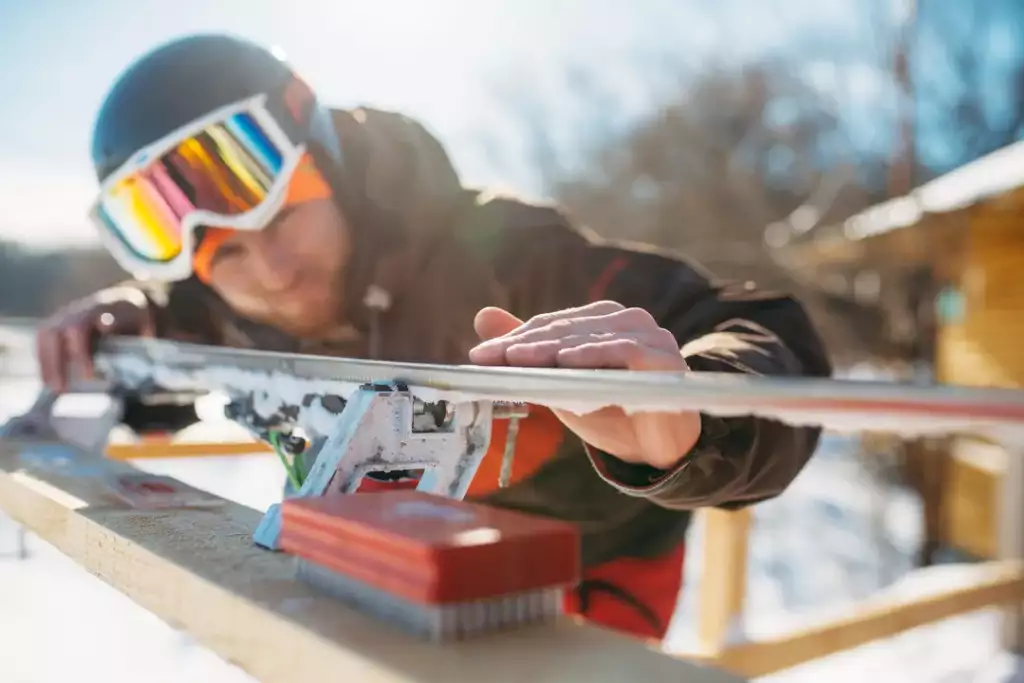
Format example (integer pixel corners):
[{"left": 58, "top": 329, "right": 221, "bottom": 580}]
[{"left": 37, "top": 34, "right": 832, "bottom": 643}]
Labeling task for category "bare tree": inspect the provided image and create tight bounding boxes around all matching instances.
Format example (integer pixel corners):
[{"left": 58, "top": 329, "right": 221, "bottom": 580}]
[{"left": 483, "top": 52, "right": 895, "bottom": 363}]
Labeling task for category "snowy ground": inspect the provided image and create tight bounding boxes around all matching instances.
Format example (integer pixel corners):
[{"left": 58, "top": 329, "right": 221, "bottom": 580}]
[{"left": 0, "top": 321, "right": 1021, "bottom": 682}]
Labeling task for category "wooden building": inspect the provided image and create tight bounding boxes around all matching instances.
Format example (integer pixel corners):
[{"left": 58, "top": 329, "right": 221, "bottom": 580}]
[{"left": 774, "top": 140, "right": 1024, "bottom": 561}]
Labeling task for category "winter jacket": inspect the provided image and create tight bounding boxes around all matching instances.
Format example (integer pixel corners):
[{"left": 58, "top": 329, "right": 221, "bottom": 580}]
[{"left": 117, "top": 106, "right": 833, "bottom": 638}]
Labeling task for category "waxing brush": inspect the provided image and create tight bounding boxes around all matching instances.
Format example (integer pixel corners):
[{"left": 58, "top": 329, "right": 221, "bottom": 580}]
[{"left": 280, "top": 490, "right": 581, "bottom": 642}]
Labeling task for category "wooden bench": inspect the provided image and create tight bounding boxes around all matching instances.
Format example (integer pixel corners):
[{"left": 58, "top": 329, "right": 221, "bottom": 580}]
[{"left": 0, "top": 439, "right": 745, "bottom": 683}]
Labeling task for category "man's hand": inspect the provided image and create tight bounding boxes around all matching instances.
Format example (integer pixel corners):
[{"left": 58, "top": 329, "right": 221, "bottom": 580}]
[
  {"left": 469, "top": 301, "right": 701, "bottom": 470},
  {"left": 36, "top": 287, "right": 156, "bottom": 394}
]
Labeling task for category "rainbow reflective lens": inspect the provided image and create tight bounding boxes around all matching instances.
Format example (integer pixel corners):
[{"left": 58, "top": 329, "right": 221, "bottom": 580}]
[{"left": 89, "top": 95, "right": 304, "bottom": 281}]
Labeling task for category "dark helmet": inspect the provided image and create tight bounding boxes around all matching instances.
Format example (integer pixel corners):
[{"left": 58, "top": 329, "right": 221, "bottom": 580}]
[{"left": 90, "top": 33, "right": 342, "bottom": 184}]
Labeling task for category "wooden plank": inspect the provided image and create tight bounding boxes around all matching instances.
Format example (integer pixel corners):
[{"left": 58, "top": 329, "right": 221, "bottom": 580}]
[
  {"left": 690, "top": 560, "right": 1024, "bottom": 678},
  {"left": 998, "top": 434, "right": 1024, "bottom": 652},
  {"left": 105, "top": 440, "right": 270, "bottom": 460},
  {"left": 696, "top": 508, "right": 750, "bottom": 654},
  {"left": 0, "top": 439, "right": 743, "bottom": 683},
  {"left": 942, "top": 438, "right": 1005, "bottom": 559}
]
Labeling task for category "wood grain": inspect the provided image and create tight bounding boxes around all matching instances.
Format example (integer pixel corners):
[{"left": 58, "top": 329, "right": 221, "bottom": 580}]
[
  {"left": 686, "top": 560, "right": 1024, "bottom": 678},
  {"left": 0, "top": 439, "right": 744, "bottom": 683}
]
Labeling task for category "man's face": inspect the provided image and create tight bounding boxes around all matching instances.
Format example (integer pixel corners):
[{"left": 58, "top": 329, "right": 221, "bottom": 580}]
[{"left": 204, "top": 198, "right": 351, "bottom": 338}]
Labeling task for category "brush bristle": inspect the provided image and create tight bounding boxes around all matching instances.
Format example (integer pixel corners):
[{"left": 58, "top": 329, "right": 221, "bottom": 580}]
[
  {"left": 297, "top": 558, "right": 566, "bottom": 642},
  {"left": 281, "top": 491, "right": 580, "bottom": 641}
]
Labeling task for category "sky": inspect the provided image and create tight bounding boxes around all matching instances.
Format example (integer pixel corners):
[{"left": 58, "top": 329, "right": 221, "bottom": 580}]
[{"left": 0, "top": 0, "right": 871, "bottom": 249}]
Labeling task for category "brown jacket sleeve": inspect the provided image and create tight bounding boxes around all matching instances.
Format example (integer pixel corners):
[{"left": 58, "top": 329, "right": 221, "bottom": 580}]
[
  {"left": 130, "top": 277, "right": 227, "bottom": 344},
  {"left": 482, "top": 197, "right": 833, "bottom": 510}
]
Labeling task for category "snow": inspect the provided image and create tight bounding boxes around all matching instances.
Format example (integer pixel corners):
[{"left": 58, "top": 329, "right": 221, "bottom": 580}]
[
  {"left": 842, "top": 140, "right": 1024, "bottom": 241},
  {"left": 0, "top": 321, "right": 1021, "bottom": 682}
]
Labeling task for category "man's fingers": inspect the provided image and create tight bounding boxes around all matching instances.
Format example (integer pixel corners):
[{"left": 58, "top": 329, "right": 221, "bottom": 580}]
[
  {"left": 556, "top": 338, "right": 685, "bottom": 371},
  {"left": 36, "top": 326, "right": 64, "bottom": 393},
  {"left": 98, "top": 300, "right": 157, "bottom": 338},
  {"left": 138, "top": 307, "right": 157, "bottom": 338},
  {"left": 500, "top": 301, "right": 626, "bottom": 337},
  {"left": 33, "top": 298, "right": 152, "bottom": 395},
  {"left": 473, "top": 307, "right": 523, "bottom": 342},
  {"left": 62, "top": 322, "right": 96, "bottom": 383},
  {"left": 502, "top": 333, "right": 621, "bottom": 366},
  {"left": 476, "top": 331, "right": 678, "bottom": 369},
  {"left": 474, "top": 306, "right": 656, "bottom": 352}
]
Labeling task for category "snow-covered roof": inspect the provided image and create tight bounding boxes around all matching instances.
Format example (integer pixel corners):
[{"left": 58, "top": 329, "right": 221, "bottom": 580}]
[{"left": 841, "top": 140, "right": 1024, "bottom": 241}]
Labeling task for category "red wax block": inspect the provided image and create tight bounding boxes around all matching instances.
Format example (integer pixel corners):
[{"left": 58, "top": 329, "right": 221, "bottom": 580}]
[{"left": 280, "top": 490, "right": 580, "bottom": 606}]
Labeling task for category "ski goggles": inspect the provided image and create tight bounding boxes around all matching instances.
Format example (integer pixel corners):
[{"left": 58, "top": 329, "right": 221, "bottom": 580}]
[
  {"left": 188, "top": 154, "right": 331, "bottom": 284},
  {"left": 88, "top": 93, "right": 326, "bottom": 282}
]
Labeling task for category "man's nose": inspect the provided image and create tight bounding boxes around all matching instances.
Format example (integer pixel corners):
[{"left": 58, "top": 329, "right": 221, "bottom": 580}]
[{"left": 250, "top": 233, "right": 298, "bottom": 292}]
